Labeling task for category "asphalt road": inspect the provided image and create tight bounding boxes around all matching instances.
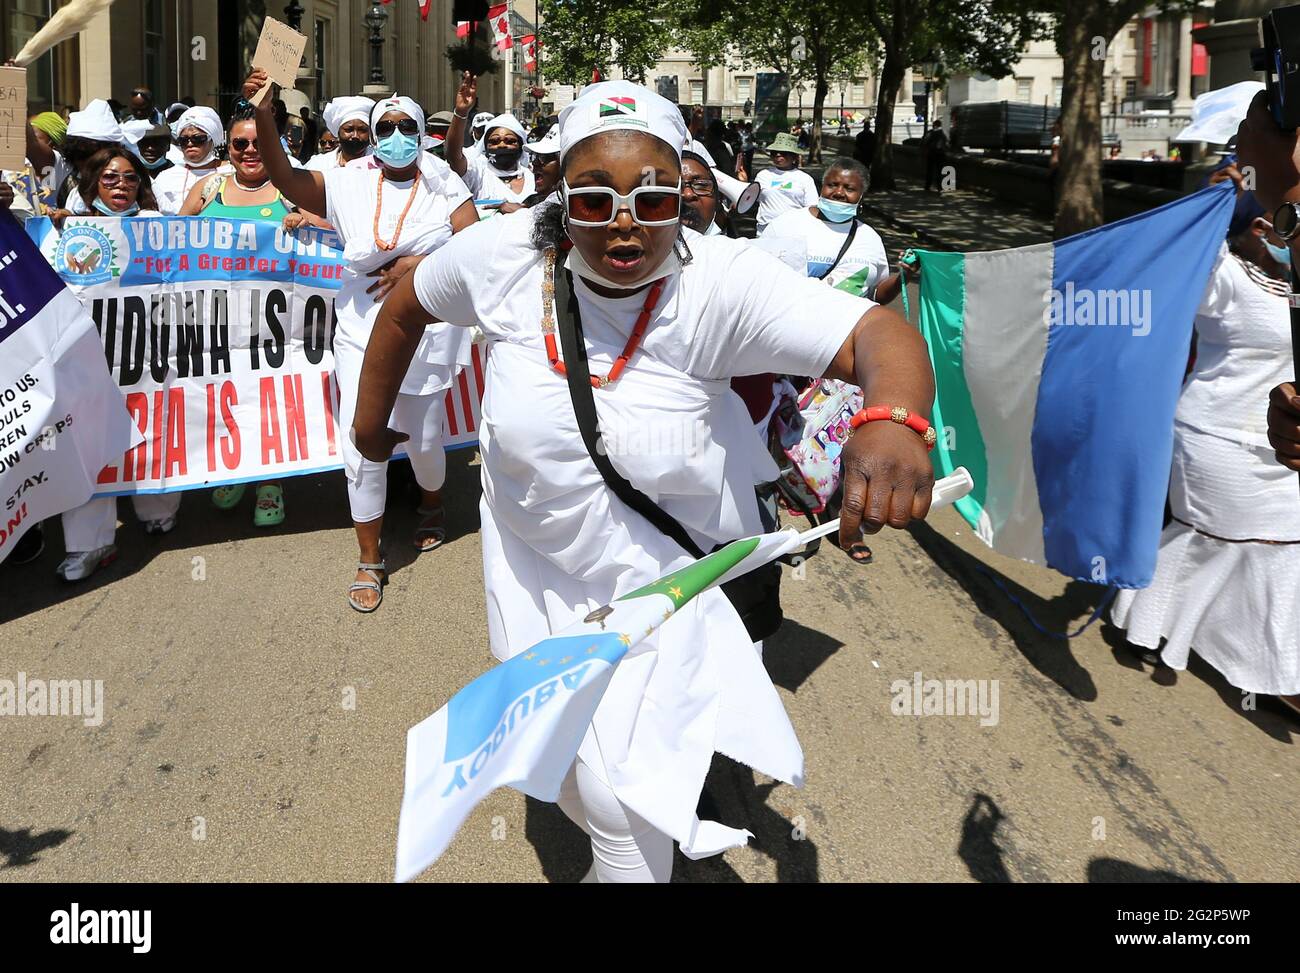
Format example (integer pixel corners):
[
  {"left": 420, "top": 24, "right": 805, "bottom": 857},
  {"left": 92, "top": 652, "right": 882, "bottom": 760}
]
[
  {"left": 2, "top": 180, "right": 1296, "bottom": 883},
  {"left": 1, "top": 441, "right": 1296, "bottom": 883}
]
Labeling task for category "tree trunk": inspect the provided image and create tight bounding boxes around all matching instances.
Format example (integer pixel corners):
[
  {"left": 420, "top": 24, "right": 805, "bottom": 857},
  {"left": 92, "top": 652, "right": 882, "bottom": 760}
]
[
  {"left": 1054, "top": 5, "right": 1108, "bottom": 237},
  {"left": 811, "top": 76, "right": 829, "bottom": 165},
  {"left": 869, "top": 50, "right": 905, "bottom": 191}
]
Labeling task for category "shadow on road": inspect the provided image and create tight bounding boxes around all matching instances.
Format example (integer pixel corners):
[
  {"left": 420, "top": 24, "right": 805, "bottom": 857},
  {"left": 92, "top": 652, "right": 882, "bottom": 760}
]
[
  {"left": 958, "top": 792, "right": 1011, "bottom": 883},
  {"left": 1087, "top": 858, "right": 1200, "bottom": 882},
  {"left": 956, "top": 792, "right": 1203, "bottom": 883},
  {"left": 0, "top": 825, "right": 73, "bottom": 868},
  {"left": 763, "top": 618, "right": 846, "bottom": 693},
  {"left": 907, "top": 520, "right": 1107, "bottom": 701},
  {"left": 0, "top": 450, "right": 483, "bottom": 625},
  {"left": 522, "top": 754, "right": 819, "bottom": 883}
]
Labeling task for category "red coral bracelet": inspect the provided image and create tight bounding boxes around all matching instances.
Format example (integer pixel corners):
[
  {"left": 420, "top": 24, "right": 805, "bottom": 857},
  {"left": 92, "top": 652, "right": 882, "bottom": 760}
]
[{"left": 849, "top": 406, "right": 938, "bottom": 450}]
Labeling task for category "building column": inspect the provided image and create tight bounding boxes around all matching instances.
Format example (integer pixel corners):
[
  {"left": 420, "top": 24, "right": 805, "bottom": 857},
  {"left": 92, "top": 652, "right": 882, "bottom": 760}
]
[
  {"left": 1175, "top": 13, "right": 1194, "bottom": 112},
  {"left": 78, "top": 6, "right": 113, "bottom": 108}
]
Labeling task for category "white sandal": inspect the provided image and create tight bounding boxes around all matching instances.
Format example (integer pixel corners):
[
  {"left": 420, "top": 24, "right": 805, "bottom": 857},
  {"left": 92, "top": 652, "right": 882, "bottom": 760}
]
[{"left": 347, "top": 560, "right": 387, "bottom": 613}]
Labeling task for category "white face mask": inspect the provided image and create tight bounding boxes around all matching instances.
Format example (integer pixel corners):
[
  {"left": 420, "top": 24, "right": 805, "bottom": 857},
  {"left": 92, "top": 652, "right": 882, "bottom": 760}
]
[{"left": 564, "top": 240, "right": 681, "bottom": 291}]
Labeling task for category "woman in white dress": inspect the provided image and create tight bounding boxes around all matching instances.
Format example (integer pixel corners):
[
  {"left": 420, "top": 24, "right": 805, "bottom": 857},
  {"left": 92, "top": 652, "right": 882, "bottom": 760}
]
[
  {"left": 152, "top": 107, "right": 225, "bottom": 215},
  {"left": 53, "top": 148, "right": 180, "bottom": 581},
  {"left": 445, "top": 73, "right": 535, "bottom": 206},
  {"left": 1112, "top": 169, "right": 1300, "bottom": 716},
  {"left": 243, "top": 70, "right": 478, "bottom": 612},
  {"left": 303, "top": 96, "right": 374, "bottom": 172},
  {"left": 352, "top": 81, "right": 937, "bottom": 881}
]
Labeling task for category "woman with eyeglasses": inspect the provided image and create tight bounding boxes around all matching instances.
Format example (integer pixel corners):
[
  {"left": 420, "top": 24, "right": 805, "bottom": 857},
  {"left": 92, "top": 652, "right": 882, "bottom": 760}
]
[
  {"left": 240, "top": 69, "right": 478, "bottom": 612},
  {"left": 53, "top": 148, "right": 182, "bottom": 581},
  {"left": 175, "top": 106, "right": 296, "bottom": 526},
  {"left": 152, "top": 106, "right": 225, "bottom": 215},
  {"left": 351, "top": 81, "right": 936, "bottom": 881}
]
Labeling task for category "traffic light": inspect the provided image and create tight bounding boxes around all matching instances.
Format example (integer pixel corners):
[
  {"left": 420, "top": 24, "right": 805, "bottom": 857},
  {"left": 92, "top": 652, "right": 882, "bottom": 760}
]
[{"left": 452, "top": 0, "right": 489, "bottom": 21}]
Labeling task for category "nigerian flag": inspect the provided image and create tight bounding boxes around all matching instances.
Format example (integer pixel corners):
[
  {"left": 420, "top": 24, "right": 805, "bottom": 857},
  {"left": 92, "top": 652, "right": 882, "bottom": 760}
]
[{"left": 394, "top": 529, "right": 803, "bottom": 882}]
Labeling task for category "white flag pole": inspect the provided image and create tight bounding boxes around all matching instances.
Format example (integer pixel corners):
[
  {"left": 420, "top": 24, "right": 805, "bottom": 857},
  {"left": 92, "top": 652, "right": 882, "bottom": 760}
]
[{"left": 794, "top": 467, "right": 974, "bottom": 545}]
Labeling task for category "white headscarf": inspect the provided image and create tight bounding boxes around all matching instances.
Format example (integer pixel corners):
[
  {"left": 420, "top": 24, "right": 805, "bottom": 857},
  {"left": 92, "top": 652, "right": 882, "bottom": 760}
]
[
  {"left": 66, "top": 100, "right": 123, "bottom": 144},
  {"left": 558, "top": 80, "right": 687, "bottom": 163},
  {"left": 362, "top": 96, "right": 455, "bottom": 187},
  {"left": 323, "top": 96, "right": 374, "bottom": 137},
  {"left": 175, "top": 106, "right": 225, "bottom": 147},
  {"left": 478, "top": 111, "right": 530, "bottom": 175},
  {"left": 370, "top": 95, "right": 423, "bottom": 131}
]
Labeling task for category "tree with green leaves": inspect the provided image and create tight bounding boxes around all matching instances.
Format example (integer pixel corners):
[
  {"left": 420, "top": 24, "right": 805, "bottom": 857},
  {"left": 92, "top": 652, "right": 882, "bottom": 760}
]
[
  {"left": 537, "top": 0, "right": 677, "bottom": 86},
  {"left": 677, "top": 0, "right": 874, "bottom": 164},
  {"left": 862, "top": 0, "right": 1044, "bottom": 190}
]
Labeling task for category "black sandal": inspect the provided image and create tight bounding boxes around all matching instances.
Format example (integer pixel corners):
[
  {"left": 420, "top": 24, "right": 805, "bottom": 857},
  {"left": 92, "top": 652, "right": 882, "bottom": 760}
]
[
  {"left": 413, "top": 505, "right": 446, "bottom": 553},
  {"left": 848, "top": 543, "right": 873, "bottom": 564}
]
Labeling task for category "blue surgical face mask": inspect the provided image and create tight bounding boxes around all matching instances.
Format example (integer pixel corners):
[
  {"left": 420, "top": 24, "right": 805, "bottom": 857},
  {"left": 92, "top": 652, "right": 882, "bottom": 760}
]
[
  {"left": 94, "top": 197, "right": 139, "bottom": 217},
  {"left": 817, "top": 196, "right": 859, "bottom": 223},
  {"left": 375, "top": 130, "right": 420, "bottom": 167},
  {"left": 1265, "top": 239, "right": 1292, "bottom": 269},
  {"left": 140, "top": 155, "right": 169, "bottom": 171}
]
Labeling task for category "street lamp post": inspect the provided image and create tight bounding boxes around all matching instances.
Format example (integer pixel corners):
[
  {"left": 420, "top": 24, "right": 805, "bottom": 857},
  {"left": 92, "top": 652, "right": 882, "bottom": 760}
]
[
  {"left": 918, "top": 54, "right": 938, "bottom": 128},
  {"left": 364, "top": 3, "right": 389, "bottom": 91},
  {"left": 284, "top": 0, "right": 304, "bottom": 31}
]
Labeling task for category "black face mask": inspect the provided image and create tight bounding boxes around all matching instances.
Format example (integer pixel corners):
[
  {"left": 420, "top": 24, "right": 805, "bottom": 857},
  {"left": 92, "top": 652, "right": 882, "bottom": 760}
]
[
  {"left": 487, "top": 147, "right": 522, "bottom": 171},
  {"left": 340, "top": 137, "right": 368, "bottom": 157}
]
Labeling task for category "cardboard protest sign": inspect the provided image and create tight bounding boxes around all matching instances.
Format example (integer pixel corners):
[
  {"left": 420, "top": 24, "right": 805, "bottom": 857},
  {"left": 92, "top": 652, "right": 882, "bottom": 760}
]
[
  {"left": 0, "top": 66, "right": 28, "bottom": 172},
  {"left": 249, "top": 17, "right": 307, "bottom": 107}
]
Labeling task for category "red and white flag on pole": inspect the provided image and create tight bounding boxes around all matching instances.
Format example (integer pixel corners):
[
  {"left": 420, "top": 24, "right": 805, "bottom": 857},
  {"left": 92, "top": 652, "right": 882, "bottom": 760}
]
[
  {"left": 418, "top": 0, "right": 431, "bottom": 20},
  {"left": 456, "top": 21, "right": 471, "bottom": 38},
  {"left": 521, "top": 34, "right": 537, "bottom": 71},
  {"left": 488, "top": 3, "right": 512, "bottom": 50}
]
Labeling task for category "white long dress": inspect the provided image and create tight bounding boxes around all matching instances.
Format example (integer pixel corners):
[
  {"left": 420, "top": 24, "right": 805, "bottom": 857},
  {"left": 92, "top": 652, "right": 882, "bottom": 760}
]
[
  {"left": 323, "top": 156, "right": 474, "bottom": 398},
  {"left": 1112, "top": 246, "right": 1300, "bottom": 695},
  {"left": 411, "top": 208, "right": 872, "bottom": 856}
]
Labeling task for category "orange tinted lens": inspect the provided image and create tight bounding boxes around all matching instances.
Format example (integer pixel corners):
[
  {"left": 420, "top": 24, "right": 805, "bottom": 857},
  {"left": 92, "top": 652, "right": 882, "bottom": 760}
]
[
  {"left": 569, "top": 191, "right": 613, "bottom": 222},
  {"left": 634, "top": 191, "right": 678, "bottom": 222}
]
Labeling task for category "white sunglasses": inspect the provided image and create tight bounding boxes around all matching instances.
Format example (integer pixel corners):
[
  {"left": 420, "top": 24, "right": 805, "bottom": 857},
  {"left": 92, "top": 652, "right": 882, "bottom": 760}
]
[{"left": 561, "top": 179, "right": 682, "bottom": 227}]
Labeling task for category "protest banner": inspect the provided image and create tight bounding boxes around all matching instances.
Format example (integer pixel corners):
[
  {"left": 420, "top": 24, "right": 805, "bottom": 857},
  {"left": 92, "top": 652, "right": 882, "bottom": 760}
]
[
  {"left": 0, "top": 213, "right": 138, "bottom": 560},
  {"left": 25, "top": 215, "right": 483, "bottom": 499}
]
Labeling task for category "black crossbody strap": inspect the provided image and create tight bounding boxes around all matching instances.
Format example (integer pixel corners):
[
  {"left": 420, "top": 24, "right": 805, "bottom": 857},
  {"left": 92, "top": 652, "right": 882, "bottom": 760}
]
[
  {"left": 812, "top": 218, "right": 858, "bottom": 280},
  {"left": 553, "top": 254, "right": 707, "bottom": 560}
]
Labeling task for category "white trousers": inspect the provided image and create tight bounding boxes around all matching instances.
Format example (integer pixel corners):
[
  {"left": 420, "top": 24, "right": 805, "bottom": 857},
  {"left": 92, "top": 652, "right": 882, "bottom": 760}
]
[
  {"left": 61, "top": 492, "right": 183, "bottom": 552},
  {"left": 555, "top": 756, "right": 675, "bottom": 883},
  {"left": 335, "top": 349, "right": 450, "bottom": 524}
]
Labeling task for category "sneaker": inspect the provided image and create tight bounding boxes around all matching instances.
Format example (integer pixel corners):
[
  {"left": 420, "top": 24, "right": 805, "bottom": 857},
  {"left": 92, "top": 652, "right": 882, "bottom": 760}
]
[
  {"left": 6, "top": 523, "right": 45, "bottom": 565},
  {"left": 56, "top": 545, "right": 118, "bottom": 582},
  {"left": 142, "top": 515, "right": 177, "bottom": 536}
]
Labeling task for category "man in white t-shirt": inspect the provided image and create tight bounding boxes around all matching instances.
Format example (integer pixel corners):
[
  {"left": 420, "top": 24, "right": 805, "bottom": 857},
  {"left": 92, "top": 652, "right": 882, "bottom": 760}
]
[
  {"left": 754, "top": 131, "right": 819, "bottom": 235},
  {"left": 763, "top": 157, "right": 902, "bottom": 304}
]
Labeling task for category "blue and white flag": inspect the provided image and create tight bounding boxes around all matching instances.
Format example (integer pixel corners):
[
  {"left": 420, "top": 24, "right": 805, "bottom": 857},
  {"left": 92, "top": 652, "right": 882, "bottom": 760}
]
[
  {"left": 0, "top": 213, "right": 137, "bottom": 560},
  {"left": 394, "top": 530, "right": 803, "bottom": 882},
  {"left": 909, "top": 181, "right": 1237, "bottom": 587},
  {"left": 394, "top": 471, "right": 975, "bottom": 881}
]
